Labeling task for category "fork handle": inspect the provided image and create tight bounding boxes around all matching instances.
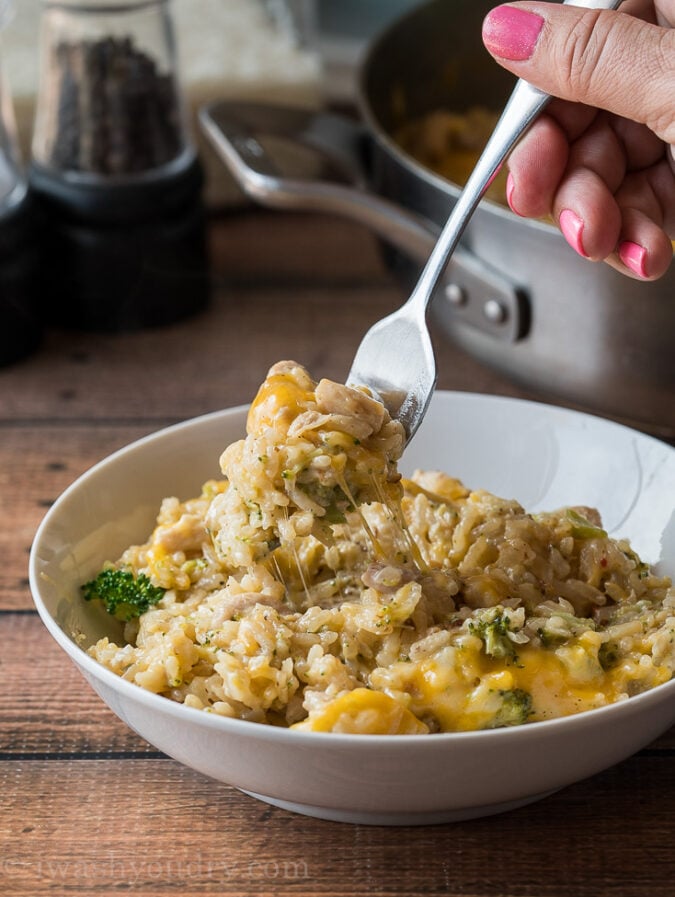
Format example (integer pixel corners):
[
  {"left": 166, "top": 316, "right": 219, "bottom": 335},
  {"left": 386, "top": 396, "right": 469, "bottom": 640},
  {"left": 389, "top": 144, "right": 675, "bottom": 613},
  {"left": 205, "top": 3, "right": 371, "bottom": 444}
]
[{"left": 407, "top": 0, "right": 625, "bottom": 315}]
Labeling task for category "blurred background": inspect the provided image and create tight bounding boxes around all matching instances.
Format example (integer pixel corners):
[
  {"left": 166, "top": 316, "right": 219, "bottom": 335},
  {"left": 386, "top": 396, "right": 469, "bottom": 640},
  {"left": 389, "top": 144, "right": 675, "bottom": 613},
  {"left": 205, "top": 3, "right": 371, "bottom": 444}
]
[{"left": 2, "top": 0, "right": 425, "bottom": 207}]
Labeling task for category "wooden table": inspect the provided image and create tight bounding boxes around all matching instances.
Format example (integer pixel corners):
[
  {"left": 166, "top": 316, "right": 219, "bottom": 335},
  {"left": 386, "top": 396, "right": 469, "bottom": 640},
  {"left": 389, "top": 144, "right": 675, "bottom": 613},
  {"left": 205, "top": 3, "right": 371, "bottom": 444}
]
[{"left": 2, "top": 210, "right": 674, "bottom": 897}]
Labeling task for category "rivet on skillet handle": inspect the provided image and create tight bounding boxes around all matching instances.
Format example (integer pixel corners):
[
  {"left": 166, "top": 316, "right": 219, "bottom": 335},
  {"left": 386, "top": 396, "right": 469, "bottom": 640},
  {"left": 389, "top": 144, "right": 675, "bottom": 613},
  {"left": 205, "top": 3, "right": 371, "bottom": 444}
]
[
  {"left": 199, "top": 100, "right": 528, "bottom": 343},
  {"left": 442, "top": 250, "right": 529, "bottom": 342}
]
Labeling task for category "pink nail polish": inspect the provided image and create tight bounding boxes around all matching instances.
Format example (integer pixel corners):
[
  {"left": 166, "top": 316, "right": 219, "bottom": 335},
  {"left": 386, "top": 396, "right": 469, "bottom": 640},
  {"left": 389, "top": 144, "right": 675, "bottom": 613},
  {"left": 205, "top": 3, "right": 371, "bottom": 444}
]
[
  {"left": 559, "top": 209, "right": 588, "bottom": 258},
  {"left": 618, "top": 241, "right": 648, "bottom": 278},
  {"left": 505, "top": 172, "right": 521, "bottom": 215},
  {"left": 482, "top": 5, "right": 545, "bottom": 61}
]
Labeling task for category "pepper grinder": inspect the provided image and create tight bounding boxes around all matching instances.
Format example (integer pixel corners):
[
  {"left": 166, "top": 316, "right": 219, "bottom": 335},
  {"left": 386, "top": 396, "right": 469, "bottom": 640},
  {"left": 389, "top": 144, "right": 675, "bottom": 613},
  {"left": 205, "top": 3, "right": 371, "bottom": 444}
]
[
  {"left": 0, "top": 37, "right": 40, "bottom": 365},
  {"left": 29, "top": 0, "right": 210, "bottom": 331}
]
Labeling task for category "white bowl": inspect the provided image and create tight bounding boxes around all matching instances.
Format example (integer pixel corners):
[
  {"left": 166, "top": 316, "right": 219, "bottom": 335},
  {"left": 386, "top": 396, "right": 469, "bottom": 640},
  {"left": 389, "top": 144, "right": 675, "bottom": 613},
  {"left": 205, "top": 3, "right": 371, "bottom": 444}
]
[{"left": 29, "top": 392, "right": 675, "bottom": 825}]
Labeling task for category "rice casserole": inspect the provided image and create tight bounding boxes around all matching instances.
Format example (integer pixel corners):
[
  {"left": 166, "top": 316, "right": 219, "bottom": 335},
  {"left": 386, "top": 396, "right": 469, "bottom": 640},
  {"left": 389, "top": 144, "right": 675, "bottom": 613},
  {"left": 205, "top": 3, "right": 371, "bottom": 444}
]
[{"left": 86, "top": 362, "right": 675, "bottom": 735}]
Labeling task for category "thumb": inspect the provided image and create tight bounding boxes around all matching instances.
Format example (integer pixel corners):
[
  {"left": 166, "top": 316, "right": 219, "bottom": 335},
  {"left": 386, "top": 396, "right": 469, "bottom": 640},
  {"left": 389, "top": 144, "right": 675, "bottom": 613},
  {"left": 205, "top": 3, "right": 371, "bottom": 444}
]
[{"left": 482, "top": 3, "right": 675, "bottom": 146}]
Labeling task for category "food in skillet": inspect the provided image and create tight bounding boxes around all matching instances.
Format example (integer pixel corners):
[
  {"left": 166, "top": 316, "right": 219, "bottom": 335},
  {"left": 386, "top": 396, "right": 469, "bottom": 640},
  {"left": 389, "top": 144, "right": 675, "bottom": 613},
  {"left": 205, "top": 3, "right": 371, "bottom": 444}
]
[
  {"left": 395, "top": 106, "right": 508, "bottom": 204},
  {"left": 84, "top": 361, "right": 675, "bottom": 734}
]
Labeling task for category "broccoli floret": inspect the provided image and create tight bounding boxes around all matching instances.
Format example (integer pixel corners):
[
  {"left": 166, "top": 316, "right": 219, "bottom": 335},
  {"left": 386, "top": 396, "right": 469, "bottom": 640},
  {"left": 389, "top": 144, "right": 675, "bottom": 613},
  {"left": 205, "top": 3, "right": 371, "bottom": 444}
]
[
  {"left": 82, "top": 568, "right": 165, "bottom": 621},
  {"left": 598, "top": 640, "right": 620, "bottom": 670},
  {"left": 469, "top": 610, "right": 518, "bottom": 662},
  {"left": 486, "top": 688, "right": 533, "bottom": 729}
]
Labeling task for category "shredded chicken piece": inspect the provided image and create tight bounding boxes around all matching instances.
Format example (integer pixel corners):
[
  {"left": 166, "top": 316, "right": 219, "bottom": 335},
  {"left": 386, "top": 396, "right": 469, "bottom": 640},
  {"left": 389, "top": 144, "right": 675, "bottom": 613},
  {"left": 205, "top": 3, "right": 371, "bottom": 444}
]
[{"left": 314, "top": 379, "right": 385, "bottom": 436}]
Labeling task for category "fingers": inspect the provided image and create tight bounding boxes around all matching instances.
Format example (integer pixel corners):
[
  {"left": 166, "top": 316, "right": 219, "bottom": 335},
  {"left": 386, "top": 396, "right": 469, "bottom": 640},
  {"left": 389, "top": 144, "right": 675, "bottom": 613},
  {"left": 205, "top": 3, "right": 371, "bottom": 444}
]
[
  {"left": 506, "top": 99, "right": 666, "bottom": 218},
  {"left": 506, "top": 116, "right": 675, "bottom": 279},
  {"left": 504, "top": 100, "right": 597, "bottom": 217},
  {"left": 507, "top": 111, "right": 626, "bottom": 257},
  {"left": 551, "top": 113, "right": 627, "bottom": 259},
  {"left": 507, "top": 161, "right": 674, "bottom": 279},
  {"left": 612, "top": 206, "right": 674, "bottom": 280},
  {"left": 503, "top": 115, "right": 569, "bottom": 218},
  {"left": 611, "top": 161, "right": 675, "bottom": 278},
  {"left": 482, "top": 3, "right": 675, "bottom": 145},
  {"left": 483, "top": 3, "right": 675, "bottom": 278}
]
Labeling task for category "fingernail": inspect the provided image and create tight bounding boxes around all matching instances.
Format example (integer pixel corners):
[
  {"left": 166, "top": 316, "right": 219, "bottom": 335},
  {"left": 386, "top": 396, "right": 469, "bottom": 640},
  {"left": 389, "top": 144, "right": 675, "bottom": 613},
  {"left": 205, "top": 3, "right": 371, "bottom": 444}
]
[
  {"left": 482, "top": 5, "right": 545, "bottom": 61},
  {"left": 559, "top": 209, "right": 588, "bottom": 258},
  {"left": 618, "top": 241, "right": 648, "bottom": 278},
  {"left": 505, "top": 172, "right": 522, "bottom": 215}
]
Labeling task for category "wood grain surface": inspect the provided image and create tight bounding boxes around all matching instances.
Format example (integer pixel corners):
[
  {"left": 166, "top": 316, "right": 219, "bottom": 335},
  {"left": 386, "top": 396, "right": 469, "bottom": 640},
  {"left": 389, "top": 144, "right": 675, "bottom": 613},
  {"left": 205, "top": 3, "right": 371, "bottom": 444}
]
[{"left": 2, "top": 211, "right": 674, "bottom": 897}]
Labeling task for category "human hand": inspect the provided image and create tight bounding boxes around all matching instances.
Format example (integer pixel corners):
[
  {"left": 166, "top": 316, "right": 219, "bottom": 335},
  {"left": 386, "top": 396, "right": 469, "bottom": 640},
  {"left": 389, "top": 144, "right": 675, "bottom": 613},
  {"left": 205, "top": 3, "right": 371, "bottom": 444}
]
[{"left": 482, "top": 0, "right": 675, "bottom": 280}]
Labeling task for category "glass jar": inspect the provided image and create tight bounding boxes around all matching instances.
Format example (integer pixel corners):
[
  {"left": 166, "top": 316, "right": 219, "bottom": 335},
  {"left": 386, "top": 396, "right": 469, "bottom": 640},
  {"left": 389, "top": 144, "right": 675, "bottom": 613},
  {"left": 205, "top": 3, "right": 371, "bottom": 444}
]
[
  {"left": 29, "top": 0, "right": 210, "bottom": 331},
  {"left": 0, "top": 39, "right": 41, "bottom": 365}
]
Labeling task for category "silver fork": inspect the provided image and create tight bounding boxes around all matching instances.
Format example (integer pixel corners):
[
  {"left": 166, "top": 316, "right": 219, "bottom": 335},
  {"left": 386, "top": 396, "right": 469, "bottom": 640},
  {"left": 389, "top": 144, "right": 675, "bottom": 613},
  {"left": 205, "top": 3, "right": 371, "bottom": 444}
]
[{"left": 347, "top": 0, "right": 625, "bottom": 443}]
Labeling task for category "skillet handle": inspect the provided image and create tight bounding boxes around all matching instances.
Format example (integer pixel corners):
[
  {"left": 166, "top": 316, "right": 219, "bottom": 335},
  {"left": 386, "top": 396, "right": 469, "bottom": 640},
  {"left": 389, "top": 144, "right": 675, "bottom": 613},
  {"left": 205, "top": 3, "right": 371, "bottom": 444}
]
[{"left": 199, "top": 101, "right": 529, "bottom": 343}]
